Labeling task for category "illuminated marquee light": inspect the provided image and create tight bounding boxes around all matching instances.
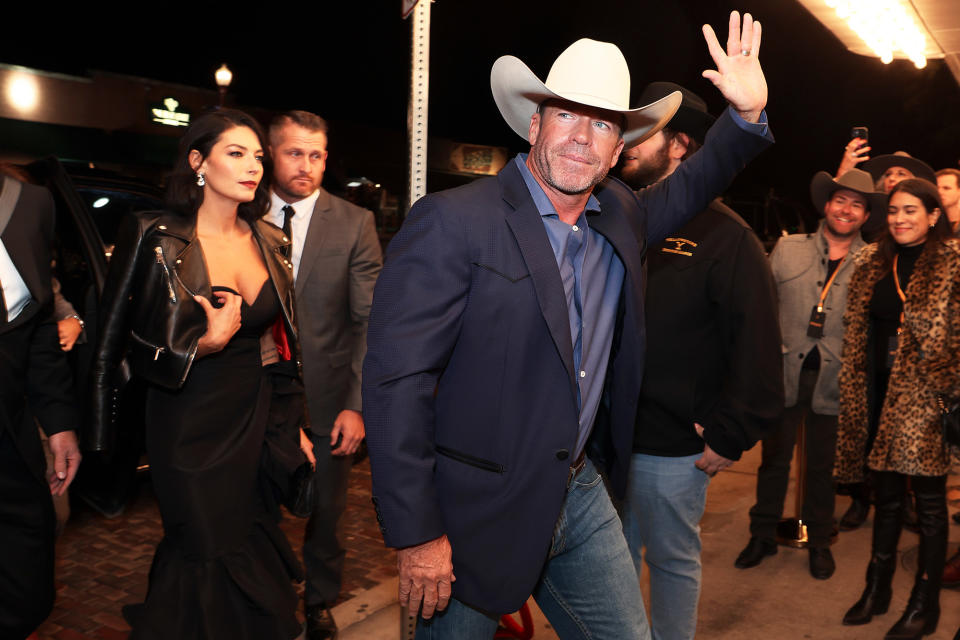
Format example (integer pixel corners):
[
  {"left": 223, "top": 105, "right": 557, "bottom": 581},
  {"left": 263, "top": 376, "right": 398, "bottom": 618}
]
[
  {"left": 824, "top": 0, "right": 928, "bottom": 68},
  {"left": 7, "top": 73, "right": 39, "bottom": 112},
  {"left": 151, "top": 97, "right": 190, "bottom": 127}
]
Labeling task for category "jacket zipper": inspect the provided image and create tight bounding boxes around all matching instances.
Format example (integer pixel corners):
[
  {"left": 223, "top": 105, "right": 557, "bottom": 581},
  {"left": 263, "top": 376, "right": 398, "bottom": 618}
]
[
  {"left": 130, "top": 331, "right": 166, "bottom": 361},
  {"left": 154, "top": 246, "right": 177, "bottom": 303},
  {"left": 435, "top": 445, "right": 505, "bottom": 473}
]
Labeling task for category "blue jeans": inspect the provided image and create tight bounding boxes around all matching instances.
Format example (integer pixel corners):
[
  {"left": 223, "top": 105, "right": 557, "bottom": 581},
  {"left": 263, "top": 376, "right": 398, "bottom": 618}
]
[
  {"left": 620, "top": 453, "right": 709, "bottom": 640},
  {"left": 416, "top": 458, "right": 651, "bottom": 639}
]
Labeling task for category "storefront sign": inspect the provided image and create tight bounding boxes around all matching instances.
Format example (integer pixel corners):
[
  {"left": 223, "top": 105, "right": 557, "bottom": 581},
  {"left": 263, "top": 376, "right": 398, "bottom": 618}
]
[
  {"left": 448, "top": 144, "right": 508, "bottom": 176},
  {"left": 151, "top": 98, "right": 190, "bottom": 127}
]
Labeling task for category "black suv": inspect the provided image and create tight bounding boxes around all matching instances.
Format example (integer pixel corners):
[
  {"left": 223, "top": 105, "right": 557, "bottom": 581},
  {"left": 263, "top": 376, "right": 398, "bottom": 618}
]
[{"left": 26, "top": 157, "right": 164, "bottom": 517}]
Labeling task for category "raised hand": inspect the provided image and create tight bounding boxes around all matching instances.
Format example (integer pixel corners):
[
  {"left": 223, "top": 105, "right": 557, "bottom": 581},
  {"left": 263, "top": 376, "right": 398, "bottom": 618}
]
[
  {"left": 837, "top": 138, "right": 872, "bottom": 178},
  {"left": 702, "top": 11, "right": 767, "bottom": 123}
]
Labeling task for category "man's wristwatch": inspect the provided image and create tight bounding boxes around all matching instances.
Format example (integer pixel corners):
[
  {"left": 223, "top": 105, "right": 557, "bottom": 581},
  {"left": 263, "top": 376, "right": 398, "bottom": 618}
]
[{"left": 65, "top": 314, "right": 85, "bottom": 331}]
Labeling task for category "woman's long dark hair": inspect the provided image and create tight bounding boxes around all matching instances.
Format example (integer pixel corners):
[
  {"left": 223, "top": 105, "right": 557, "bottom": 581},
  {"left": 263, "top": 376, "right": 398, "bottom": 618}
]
[
  {"left": 875, "top": 178, "right": 952, "bottom": 270},
  {"left": 164, "top": 108, "right": 271, "bottom": 224}
]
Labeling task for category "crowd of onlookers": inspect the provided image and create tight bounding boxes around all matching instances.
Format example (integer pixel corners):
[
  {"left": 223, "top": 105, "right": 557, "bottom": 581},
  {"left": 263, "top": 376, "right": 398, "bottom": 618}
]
[{"left": 2, "top": 12, "right": 959, "bottom": 639}]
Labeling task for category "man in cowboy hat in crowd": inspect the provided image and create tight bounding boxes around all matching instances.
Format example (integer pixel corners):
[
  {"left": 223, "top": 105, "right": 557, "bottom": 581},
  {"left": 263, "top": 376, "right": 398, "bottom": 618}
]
[
  {"left": 364, "top": 11, "right": 771, "bottom": 638},
  {"left": 618, "top": 82, "right": 783, "bottom": 640},
  {"left": 735, "top": 168, "right": 884, "bottom": 580}
]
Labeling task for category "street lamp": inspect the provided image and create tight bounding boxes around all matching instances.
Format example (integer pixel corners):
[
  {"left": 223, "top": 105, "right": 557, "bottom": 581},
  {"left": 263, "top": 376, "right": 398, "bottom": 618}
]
[{"left": 215, "top": 63, "right": 232, "bottom": 107}]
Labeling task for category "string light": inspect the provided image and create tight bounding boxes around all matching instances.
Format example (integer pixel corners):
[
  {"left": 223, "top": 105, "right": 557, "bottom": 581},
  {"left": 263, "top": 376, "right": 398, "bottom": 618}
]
[{"left": 823, "top": 0, "right": 928, "bottom": 68}]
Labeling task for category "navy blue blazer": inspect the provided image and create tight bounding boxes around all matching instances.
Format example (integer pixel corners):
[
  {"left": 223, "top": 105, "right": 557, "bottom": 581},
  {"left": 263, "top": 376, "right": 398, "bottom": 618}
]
[{"left": 363, "top": 108, "right": 773, "bottom": 613}]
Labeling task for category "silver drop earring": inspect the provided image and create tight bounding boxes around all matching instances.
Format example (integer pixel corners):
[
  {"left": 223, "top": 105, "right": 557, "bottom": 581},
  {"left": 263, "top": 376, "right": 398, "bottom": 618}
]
[{"left": 196, "top": 172, "right": 205, "bottom": 187}]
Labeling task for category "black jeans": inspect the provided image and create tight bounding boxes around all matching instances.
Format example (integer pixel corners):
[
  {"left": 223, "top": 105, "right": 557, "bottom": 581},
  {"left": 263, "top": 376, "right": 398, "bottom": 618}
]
[{"left": 750, "top": 368, "right": 838, "bottom": 546}]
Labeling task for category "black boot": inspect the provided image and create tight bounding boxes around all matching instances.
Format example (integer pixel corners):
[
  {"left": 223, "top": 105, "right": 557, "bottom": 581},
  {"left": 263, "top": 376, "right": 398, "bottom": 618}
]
[
  {"left": 884, "top": 475, "right": 950, "bottom": 639},
  {"left": 839, "top": 497, "right": 870, "bottom": 530},
  {"left": 845, "top": 472, "right": 905, "bottom": 626},
  {"left": 884, "top": 578, "right": 940, "bottom": 639},
  {"left": 843, "top": 558, "right": 894, "bottom": 625}
]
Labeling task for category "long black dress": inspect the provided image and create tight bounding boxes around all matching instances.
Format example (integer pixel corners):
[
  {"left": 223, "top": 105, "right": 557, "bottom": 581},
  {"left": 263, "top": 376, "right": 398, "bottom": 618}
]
[{"left": 126, "top": 284, "right": 302, "bottom": 639}]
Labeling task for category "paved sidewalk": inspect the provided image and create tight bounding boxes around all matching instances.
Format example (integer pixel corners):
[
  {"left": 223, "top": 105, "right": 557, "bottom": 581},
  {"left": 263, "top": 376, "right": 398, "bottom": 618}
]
[
  {"left": 33, "top": 449, "right": 960, "bottom": 639},
  {"left": 35, "top": 458, "right": 395, "bottom": 639},
  {"left": 334, "top": 447, "right": 960, "bottom": 640}
]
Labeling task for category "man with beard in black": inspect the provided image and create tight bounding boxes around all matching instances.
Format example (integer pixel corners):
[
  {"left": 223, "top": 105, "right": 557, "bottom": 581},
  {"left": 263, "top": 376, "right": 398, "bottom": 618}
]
[{"left": 618, "top": 82, "right": 782, "bottom": 640}]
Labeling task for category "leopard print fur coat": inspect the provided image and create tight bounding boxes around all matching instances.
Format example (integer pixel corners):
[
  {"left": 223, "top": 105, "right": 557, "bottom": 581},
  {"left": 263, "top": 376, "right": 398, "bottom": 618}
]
[{"left": 835, "top": 239, "right": 960, "bottom": 482}]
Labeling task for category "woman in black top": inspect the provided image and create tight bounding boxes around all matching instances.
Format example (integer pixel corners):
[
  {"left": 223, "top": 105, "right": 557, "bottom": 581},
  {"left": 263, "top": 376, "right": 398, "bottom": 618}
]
[{"left": 836, "top": 179, "right": 960, "bottom": 639}]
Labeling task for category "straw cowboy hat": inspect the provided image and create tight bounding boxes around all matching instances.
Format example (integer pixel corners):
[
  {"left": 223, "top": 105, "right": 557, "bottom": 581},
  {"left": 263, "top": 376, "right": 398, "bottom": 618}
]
[
  {"left": 810, "top": 168, "right": 887, "bottom": 215},
  {"left": 490, "top": 38, "right": 682, "bottom": 148},
  {"left": 862, "top": 151, "right": 936, "bottom": 185}
]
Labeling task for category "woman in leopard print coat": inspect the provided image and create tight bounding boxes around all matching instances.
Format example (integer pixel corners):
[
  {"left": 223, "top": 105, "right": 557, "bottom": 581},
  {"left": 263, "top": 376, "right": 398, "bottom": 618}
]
[{"left": 835, "top": 179, "right": 958, "bottom": 639}]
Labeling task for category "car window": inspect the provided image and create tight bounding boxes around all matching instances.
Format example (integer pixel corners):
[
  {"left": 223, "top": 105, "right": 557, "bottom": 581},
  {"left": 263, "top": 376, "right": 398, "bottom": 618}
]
[{"left": 76, "top": 187, "right": 163, "bottom": 249}]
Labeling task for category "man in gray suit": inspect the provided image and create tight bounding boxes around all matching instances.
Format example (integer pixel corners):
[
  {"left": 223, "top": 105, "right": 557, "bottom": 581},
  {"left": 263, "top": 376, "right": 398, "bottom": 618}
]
[{"left": 265, "top": 111, "right": 383, "bottom": 640}]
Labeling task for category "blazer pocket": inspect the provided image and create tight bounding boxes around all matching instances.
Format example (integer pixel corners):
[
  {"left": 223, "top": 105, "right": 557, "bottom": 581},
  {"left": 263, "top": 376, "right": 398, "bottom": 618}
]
[
  {"left": 435, "top": 445, "right": 505, "bottom": 473},
  {"left": 472, "top": 262, "right": 530, "bottom": 283},
  {"left": 327, "top": 348, "right": 352, "bottom": 368}
]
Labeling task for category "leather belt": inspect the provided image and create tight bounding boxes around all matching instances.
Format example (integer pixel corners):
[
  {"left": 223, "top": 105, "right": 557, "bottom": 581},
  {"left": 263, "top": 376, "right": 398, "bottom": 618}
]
[{"left": 566, "top": 450, "right": 587, "bottom": 489}]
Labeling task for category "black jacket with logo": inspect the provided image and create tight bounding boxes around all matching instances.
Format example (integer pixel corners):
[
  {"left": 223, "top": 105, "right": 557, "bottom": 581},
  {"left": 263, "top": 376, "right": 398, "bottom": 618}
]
[{"left": 634, "top": 200, "right": 783, "bottom": 459}]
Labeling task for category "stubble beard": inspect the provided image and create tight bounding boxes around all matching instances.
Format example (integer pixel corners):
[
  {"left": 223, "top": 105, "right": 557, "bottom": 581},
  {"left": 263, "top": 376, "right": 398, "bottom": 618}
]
[
  {"left": 824, "top": 216, "right": 861, "bottom": 240},
  {"left": 274, "top": 176, "right": 317, "bottom": 202},
  {"left": 620, "top": 141, "right": 670, "bottom": 189},
  {"left": 530, "top": 140, "right": 607, "bottom": 196}
]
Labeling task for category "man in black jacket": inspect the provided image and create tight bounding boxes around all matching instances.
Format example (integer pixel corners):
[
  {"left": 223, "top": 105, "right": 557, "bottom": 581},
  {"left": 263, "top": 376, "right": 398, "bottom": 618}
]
[
  {"left": 0, "top": 174, "right": 80, "bottom": 638},
  {"left": 618, "top": 83, "right": 783, "bottom": 640}
]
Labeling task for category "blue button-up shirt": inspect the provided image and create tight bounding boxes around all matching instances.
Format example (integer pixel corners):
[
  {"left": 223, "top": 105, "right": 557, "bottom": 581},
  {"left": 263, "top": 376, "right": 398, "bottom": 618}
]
[{"left": 515, "top": 154, "right": 625, "bottom": 458}]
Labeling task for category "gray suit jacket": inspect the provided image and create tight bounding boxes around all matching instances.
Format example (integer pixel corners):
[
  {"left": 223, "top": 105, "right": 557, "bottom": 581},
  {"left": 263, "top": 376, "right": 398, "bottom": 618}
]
[
  {"left": 770, "top": 221, "right": 865, "bottom": 414},
  {"left": 295, "top": 188, "right": 382, "bottom": 434}
]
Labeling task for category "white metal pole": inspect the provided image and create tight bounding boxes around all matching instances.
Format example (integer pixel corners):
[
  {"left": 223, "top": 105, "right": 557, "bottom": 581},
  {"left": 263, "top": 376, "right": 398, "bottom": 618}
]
[{"left": 407, "top": 0, "right": 431, "bottom": 210}]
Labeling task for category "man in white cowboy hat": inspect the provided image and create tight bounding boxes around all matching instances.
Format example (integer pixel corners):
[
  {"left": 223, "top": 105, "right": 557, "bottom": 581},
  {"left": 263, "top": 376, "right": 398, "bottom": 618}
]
[
  {"left": 364, "top": 11, "right": 771, "bottom": 639},
  {"left": 736, "top": 168, "right": 883, "bottom": 580},
  {"left": 618, "top": 81, "right": 783, "bottom": 640}
]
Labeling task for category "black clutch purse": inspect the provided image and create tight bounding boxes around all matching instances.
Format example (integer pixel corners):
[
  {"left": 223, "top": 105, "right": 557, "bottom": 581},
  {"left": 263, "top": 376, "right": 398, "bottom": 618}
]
[
  {"left": 937, "top": 395, "right": 960, "bottom": 448},
  {"left": 261, "top": 361, "right": 315, "bottom": 519},
  {"left": 284, "top": 460, "right": 316, "bottom": 518}
]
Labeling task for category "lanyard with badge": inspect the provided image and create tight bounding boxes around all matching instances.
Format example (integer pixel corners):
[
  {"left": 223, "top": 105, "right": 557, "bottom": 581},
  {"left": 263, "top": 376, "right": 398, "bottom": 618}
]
[
  {"left": 807, "top": 256, "right": 845, "bottom": 338},
  {"left": 886, "top": 254, "right": 908, "bottom": 368}
]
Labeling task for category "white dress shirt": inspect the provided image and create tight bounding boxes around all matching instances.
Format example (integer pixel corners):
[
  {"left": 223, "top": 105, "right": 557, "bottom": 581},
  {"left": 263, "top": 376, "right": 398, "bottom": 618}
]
[
  {"left": 266, "top": 190, "right": 320, "bottom": 280},
  {"left": 0, "top": 238, "right": 31, "bottom": 322}
]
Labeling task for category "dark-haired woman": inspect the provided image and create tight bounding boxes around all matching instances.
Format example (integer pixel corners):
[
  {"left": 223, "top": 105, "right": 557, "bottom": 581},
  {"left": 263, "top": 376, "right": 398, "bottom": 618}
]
[
  {"left": 836, "top": 178, "right": 960, "bottom": 639},
  {"left": 91, "top": 109, "right": 313, "bottom": 639}
]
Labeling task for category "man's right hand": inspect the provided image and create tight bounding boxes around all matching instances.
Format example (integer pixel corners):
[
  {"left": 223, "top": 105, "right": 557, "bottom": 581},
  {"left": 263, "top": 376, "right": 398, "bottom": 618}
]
[{"left": 397, "top": 534, "right": 455, "bottom": 619}]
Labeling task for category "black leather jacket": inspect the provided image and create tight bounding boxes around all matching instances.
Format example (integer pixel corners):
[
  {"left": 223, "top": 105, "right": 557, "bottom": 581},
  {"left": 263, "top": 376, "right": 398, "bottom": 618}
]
[{"left": 89, "top": 210, "right": 298, "bottom": 452}]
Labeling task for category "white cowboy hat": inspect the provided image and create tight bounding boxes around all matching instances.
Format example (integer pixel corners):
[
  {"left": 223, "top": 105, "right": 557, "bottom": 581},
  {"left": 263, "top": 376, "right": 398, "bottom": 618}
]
[{"left": 490, "top": 38, "right": 682, "bottom": 148}]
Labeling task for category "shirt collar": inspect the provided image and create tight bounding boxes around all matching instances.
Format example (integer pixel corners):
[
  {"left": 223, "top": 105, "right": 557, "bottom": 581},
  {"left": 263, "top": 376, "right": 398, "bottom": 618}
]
[
  {"left": 269, "top": 188, "right": 320, "bottom": 221},
  {"left": 515, "top": 154, "right": 601, "bottom": 219}
]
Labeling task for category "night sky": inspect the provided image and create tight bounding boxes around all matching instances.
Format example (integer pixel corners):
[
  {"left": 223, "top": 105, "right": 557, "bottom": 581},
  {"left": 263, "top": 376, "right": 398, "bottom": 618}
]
[{"left": 3, "top": 1, "right": 959, "bottom": 220}]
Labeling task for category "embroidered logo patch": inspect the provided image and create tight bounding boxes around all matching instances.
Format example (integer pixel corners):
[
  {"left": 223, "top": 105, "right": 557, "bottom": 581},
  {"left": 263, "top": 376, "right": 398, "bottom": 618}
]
[{"left": 661, "top": 237, "right": 697, "bottom": 256}]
